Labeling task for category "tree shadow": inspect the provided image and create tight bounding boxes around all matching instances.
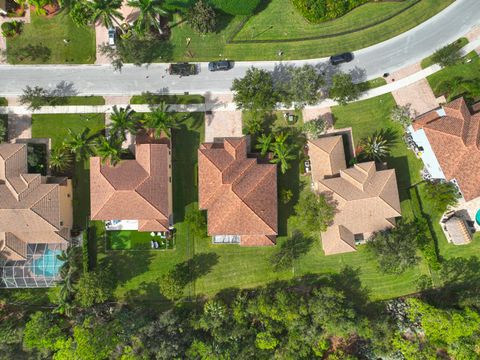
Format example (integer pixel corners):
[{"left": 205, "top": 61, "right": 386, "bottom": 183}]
[
  {"left": 327, "top": 266, "right": 371, "bottom": 313},
  {"left": 271, "top": 230, "right": 314, "bottom": 270},
  {"left": 123, "top": 280, "right": 173, "bottom": 308},
  {"left": 173, "top": 252, "right": 219, "bottom": 286},
  {"left": 348, "top": 66, "right": 367, "bottom": 84},
  {"left": 277, "top": 157, "right": 303, "bottom": 236},
  {"left": 49, "top": 81, "right": 78, "bottom": 97}
]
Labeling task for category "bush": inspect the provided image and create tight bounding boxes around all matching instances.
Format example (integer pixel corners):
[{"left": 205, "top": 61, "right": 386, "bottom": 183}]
[
  {"left": 188, "top": 0, "right": 216, "bottom": 34},
  {"left": 210, "top": 0, "right": 262, "bottom": 15},
  {"left": 1, "top": 21, "right": 23, "bottom": 38},
  {"left": 431, "top": 42, "right": 462, "bottom": 67},
  {"left": 291, "top": 0, "right": 368, "bottom": 23}
]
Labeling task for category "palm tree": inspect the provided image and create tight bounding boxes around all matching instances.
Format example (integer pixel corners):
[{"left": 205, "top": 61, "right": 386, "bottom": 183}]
[
  {"left": 127, "top": 0, "right": 167, "bottom": 35},
  {"left": 95, "top": 135, "right": 123, "bottom": 166},
  {"left": 109, "top": 105, "right": 137, "bottom": 141},
  {"left": 64, "top": 128, "right": 95, "bottom": 162},
  {"left": 255, "top": 133, "right": 273, "bottom": 156},
  {"left": 142, "top": 102, "right": 181, "bottom": 139},
  {"left": 270, "top": 142, "right": 296, "bottom": 174},
  {"left": 89, "top": 0, "right": 124, "bottom": 30},
  {"left": 29, "top": 0, "right": 53, "bottom": 16},
  {"left": 49, "top": 146, "right": 73, "bottom": 173},
  {"left": 360, "top": 129, "right": 392, "bottom": 162}
]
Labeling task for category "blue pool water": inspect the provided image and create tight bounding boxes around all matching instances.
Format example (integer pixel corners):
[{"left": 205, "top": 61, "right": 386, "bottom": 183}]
[
  {"left": 476, "top": 210, "right": 480, "bottom": 226},
  {"left": 32, "top": 249, "right": 64, "bottom": 277}
]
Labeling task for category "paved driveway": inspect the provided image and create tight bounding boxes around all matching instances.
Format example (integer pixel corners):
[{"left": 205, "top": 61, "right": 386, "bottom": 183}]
[
  {"left": 392, "top": 79, "right": 441, "bottom": 116},
  {"left": 205, "top": 111, "right": 243, "bottom": 142}
]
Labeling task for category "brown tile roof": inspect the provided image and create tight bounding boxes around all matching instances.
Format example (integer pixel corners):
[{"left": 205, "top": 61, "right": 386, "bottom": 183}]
[
  {"left": 308, "top": 135, "right": 402, "bottom": 255},
  {"left": 413, "top": 98, "right": 480, "bottom": 201},
  {"left": 0, "top": 144, "right": 70, "bottom": 262},
  {"left": 198, "top": 137, "right": 277, "bottom": 246},
  {"left": 90, "top": 141, "right": 172, "bottom": 232}
]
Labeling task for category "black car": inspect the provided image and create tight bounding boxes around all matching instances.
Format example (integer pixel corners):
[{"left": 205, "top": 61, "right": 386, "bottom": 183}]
[
  {"left": 208, "top": 61, "right": 233, "bottom": 71},
  {"left": 329, "top": 52, "right": 354, "bottom": 65}
]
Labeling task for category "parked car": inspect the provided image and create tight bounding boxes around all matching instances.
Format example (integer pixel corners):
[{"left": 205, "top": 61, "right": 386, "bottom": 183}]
[
  {"left": 168, "top": 63, "right": 199, "bottom": 76},
  {"left": 208, "top": 61, "right": 233, "bottom": 71},
  {"left": 108, "top": 28, "right": 116, "bottom": 46},
  {"left": 329, "top": 52, "right": 353, "bottom": 65}
]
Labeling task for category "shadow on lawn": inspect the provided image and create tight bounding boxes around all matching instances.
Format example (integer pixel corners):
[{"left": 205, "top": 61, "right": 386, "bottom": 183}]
[
  {"left": 277, "top": 158, "right": 302, "bottom": 236},
  {"left": 387, "top": 155, "right": 412, "bottom": 203},
  {"left": 174, "top": 252, "right": 219, "bottom": 286}
]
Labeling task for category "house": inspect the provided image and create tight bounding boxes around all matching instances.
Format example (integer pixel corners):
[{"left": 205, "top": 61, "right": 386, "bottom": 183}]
[
  {"left": 308, "top": 134, "right": 401, "bottom": 255},
  {"left": 0, "top": 143, "right": 73, "bottom": 288},
  {"left": 198, "top": 137, "right": 278, "bottom": 246},
  {"left": 408, "top": 97, "right": 480, "bottom": 202},
  {"left": 0, "top": 0, "right": 6, "bottom": 13},
  {"left": 90, "top": 140, "right": 173, "bottom": 233}
]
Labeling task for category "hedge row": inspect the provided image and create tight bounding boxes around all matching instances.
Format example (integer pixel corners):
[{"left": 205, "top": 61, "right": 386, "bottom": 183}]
[{"left": 291, "top": 0, "right": 369, "bottom": 23}]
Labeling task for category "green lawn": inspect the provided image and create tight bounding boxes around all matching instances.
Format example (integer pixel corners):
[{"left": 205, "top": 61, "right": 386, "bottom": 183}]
[
  {"left": 6, "top": 12, "right": 96, "bottom": 64},
  {"left": 168, "top": 0, "right": 453, "bottom": 61},
  {"left": 31, "top": 113, "right": 105, "bottom": 227},
  {"left": 107, "top": 230, "right": 175, "bottom": 250},
  {"left": 130, "top": 94, "right": 205, "bottom": 105},
  {"left": 420, "top": 37, "right": 469, "bottom": 69},
  {"left": 427, "top": 51, "right": 480, "bottom": 98}
]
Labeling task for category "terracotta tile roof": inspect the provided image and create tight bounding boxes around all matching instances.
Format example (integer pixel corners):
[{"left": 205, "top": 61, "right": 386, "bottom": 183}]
[
  {"left": 0, "top": 144, "right": 70, "bottom": 262},
  {"left": 90, "top": 141, "right": 172, "bottom": 231},
  {"left": 198, "top": 137, "right": 277, "bottom": 246},
  {"left": 308, "top": 135, "right": 402, "bottom": 255},
  {"left": 413, "top": 98, "right": 480, "bottom": 201}
]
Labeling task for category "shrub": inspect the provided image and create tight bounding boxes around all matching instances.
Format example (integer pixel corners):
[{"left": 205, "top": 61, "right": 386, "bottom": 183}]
[
  {"left": 431, "top": 42, "right": 462, "bottom": 67},
  {"left": 291, "top": 0, "right": 369, "bottom": 23},
  {"left": 187, "top": 0, "right": 216, "bottom": 34},
  {"left": 210, "top": 0, "right": 262, "bottom": 15},
  {"left": 1, "top": 21, "right": 23, "bottom": 38}
]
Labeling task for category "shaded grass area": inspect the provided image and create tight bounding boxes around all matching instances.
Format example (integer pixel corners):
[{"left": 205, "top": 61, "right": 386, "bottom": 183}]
[
  {"left": 168, "top": 0, "right": 452, "bottom": 61},
  {"left": 420, "top": 37, "right": 469, "bottom": 69},
  {"left": 130, "top": 94, "right": 205, "bottom": 105},
  {"left": 107, "top": 231, "right": 174, "bottom": 250},
  {"left": 356, "top": 77, "right": 387, "bottom": 92},
  {"left": 31, "top": 113, "right": 105, "bottom": 227},
  {"left": 0, "top": 114, "right": 7, "bottom": 142},
  {"left": 427, "top": 51, "right": 480, "bottom": 98},
  {"left": 0, "top": 97, "right": 7, "bottom": 106},
  {"left": 7, "top": 12, "right": 96, "bottom": 64}
]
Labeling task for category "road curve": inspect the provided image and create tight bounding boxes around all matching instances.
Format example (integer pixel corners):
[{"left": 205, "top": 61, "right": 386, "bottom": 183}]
[{"left": 0, "top": 0, "right": 478, "bottom": 96}]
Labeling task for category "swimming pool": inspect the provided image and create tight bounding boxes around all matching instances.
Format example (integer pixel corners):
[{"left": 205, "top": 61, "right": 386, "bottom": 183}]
[{"left": 32, "top": 249, "right": 64, "bottom": 277}]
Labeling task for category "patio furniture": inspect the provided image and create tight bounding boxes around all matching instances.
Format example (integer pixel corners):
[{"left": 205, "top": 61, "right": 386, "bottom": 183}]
[
  {"left": 154, "top": 241, "right": 159, "bottom": 249},
  {"left": 150, "top": 232, "right": 155, "bottom": 237},
  {"left": 150, "top": 240, "right": 155, "bottom": 249}
]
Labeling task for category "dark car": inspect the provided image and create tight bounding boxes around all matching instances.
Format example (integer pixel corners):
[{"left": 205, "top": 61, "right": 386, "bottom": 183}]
[
  {"left": 208, "top": 61, "right": 233, "bottom": 71},
  {"left": 329, "top": 52, "right": 354, "bottom": 65}
]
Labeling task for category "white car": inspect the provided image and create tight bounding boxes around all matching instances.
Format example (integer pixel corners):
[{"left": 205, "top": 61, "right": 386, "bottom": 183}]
[{"left": 108, "top": 28, "right": 116, "bottom": 46}]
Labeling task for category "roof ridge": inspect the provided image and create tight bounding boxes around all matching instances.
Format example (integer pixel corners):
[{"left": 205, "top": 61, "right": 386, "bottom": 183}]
[
  {"left": 0, "top": 143, "right": 24, "bottom": 161},
  {"left": 231, "top": 166, "right": 277, "bottom": 234},
  {"left": 376, "top": 171, "right": 402, "bottom": 216},
  {"left": 90, "top": 191, "right": 115, "bottom": 219},
  {"left": 227, "top": 157, "right": 257, "bottom": 185},
  {"left": 30, "top": 186, "right": 60, "bottom": 230},
  {"left": 134, "top": 188, "right": 169, "bottom": 219}
]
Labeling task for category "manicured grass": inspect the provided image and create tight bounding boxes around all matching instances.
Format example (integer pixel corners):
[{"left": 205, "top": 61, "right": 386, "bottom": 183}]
[
  {"left": 6, "top": 12, "right": 95, "bottom": 64},
  {"left": 31, "top": 113, "right": 105, "bottom": 227},
  {"left": 107, "top": 231, "right": 174, "bottom": 250},
  {"left": 130, "top": 94, "right": 205, "bottom": 105},
  {"left": 0, "top": 97, "right": 7, "bottom": 106},
  {"left": 427, "top": 52, "right": 480, "bottom": 98},
  {"left": 357, "top": 77, "right": 387, "bottom": 91},
  {"left": 168, "top": 0, "right": 453, "bottom": 61},
  {"left": 420, "top": 37, "right": 469, "bottom": 69}
]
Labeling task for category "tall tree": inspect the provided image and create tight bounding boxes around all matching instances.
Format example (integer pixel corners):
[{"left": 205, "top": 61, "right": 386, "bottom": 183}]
[
  {"left": 49, "top": 146, "right": 73, "bottom": 173},
  {"left": 64, "top": 128, "right": 95, "bottom": 161},
  {"left": 231, "top": 67, "right": 277, "bottom": 111},
  {"left": 142, "top": 102, "right": 181, "bottom": 139},
  {"left": 255, "top": 133, "right": 273, "bottom": 156},
  {"left": 431, "top": 42, "right": 462, "bottom": 67},
  {"left": 95, "top": 135, "right": 123, "bottom": 166},
  {"left": 329, "top": 72, "right": 360, "bottom": 105},
  {"left": 270, "top": 141, "right": 296, "bottom": 174},
  {"left": 360, "top": 129, "right": 392, "bottom": 162},
  {"left": 127, "top": 0, "right": 167, "bottom": 35},
  {"left": 89, "top": 0, "right": 124, "bottom": 30},
  {"left": 294, "top": 189, "right": 336, "bottom": 232},
  {"left": 367, "top": 219, "right": 420, "bottom": 274},
  {"left": 108, "top": 105, "right": 137, "bottom": 141},
  {"left": 424, "top": 181, "right": 458, "bottom": 213}
]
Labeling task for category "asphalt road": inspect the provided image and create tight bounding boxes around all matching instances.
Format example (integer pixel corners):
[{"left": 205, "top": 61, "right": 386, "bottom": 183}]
[{"left": 0, "top": 0, "right": 479, "bottom": 96}]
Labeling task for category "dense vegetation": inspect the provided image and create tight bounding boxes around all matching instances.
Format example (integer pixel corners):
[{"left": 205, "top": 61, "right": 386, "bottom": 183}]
[
  {"left": 291, "top": 0, "right": 369, "bottom": 23},
  {"left": 2, "top": 265, "right": 479, "bottom": 359},
  {"left": 210, "top": 0, "right": 262, "bottom": 15}
]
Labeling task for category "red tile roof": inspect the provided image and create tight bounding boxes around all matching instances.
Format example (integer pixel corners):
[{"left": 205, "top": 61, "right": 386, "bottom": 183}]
[
  {"left": 90, "top": 142, "right": 172, "bottom": 231},
  {"left": 413, "top": 98, "right": 480, "bottom": 201},
  {"left": 198, "top": 137, "right": 278, "bottom": 246}
]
